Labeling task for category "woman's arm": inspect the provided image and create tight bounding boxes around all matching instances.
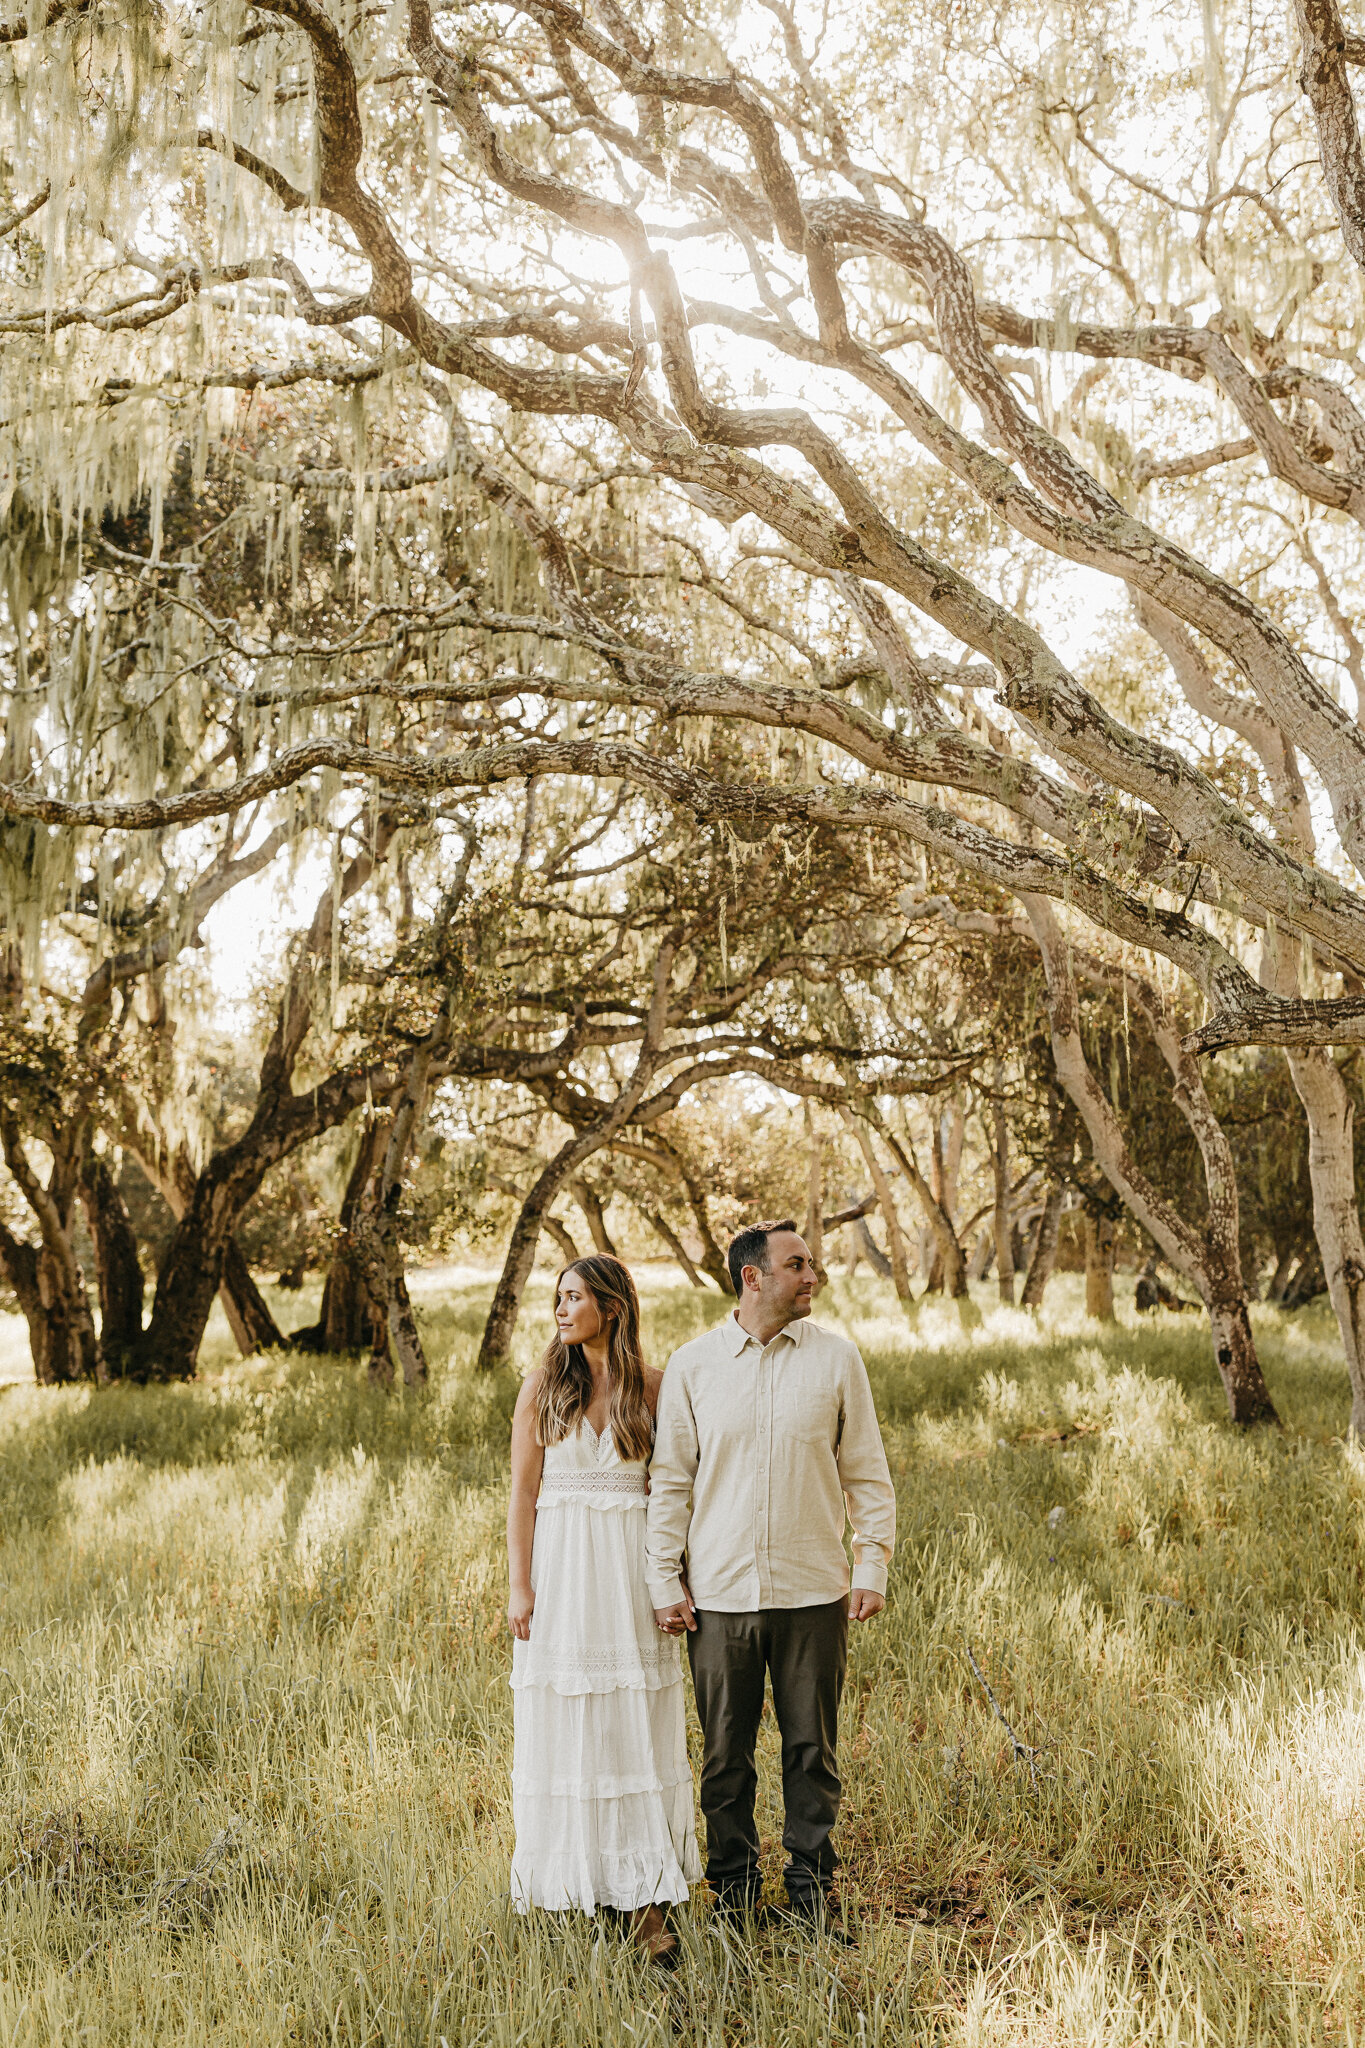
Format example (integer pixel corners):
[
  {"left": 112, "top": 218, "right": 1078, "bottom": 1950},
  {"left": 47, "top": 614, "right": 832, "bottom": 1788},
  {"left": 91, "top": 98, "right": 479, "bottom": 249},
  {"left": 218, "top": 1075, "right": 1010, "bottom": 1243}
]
[{"left": 507, "top": 1373, "right": 544, "bottom": 1641}]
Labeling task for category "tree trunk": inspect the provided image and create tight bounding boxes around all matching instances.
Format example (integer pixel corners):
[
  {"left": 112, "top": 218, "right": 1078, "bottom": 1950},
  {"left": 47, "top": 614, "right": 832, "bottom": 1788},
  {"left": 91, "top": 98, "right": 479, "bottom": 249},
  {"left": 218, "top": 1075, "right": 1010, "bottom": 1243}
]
[
  {"left": 967, "top": 1227, "right": 995, "bottom": 1281},
  {"left": 30, "top": 1246, "right": 99, "bottom": 1384},
  {"left": 1084, "top": 1211, "right": 1117, "bottom": 1321},
  {"left": 935, "top": 1100, "right": 964, "bottom": 1218},
  {"left": 842, "top": 1112, "right": 911, "bottom": 1302},
  {"left": 138, "top": 1195, "right": 229, "bottom": 1379},
  {"left": 1282, "top": 1047, "right": 1365, "bottom": 1435},
  {"left": 79, "top": 1158, "right": 145, "bottom": 1379},
  {"left": 136, "top": 1157, "right": 283, "bottom": 1366},
  {"left": 478, "top": 1139, "right": 602, "bottom": 1370},
  {"left": 384, "top": 1269, "right": 427, "bottom": 1384},
  {"left": 317, "top": 1244, "right": 372, "bottom": 1351},
  {"left": 1024, "top": 894, "right": 1278, "bottom": 1427},
  {"left": 570, "top": 1179, "right": 618, "bottom": 1256},
  {"left": 476, "top": 983, "right": 671, "bottom": 1373},
  {"left": 634, "top": 1202, "right": 706, "bottom": 1286},
  {"left": 354, "top": 1180, "right": 429, "bottom": 1389},
  {"left": 853, "top": 1215, "right": 893, "bottom": 1277},
  {"left": 297, "top": 1118, "right": 388, "bottom": 1352},
  {"left": 661, "top": 1138, "right": 735, "bottom": 1295},
  {"left": 220, "top": 1239, "right": 286, "bottom": 1355},
  {"left": 881, "top": 1125, "right": 968, "bottom": 1296},
  {"left": 992, "top": 1097, "right": 1017, "bottom": 1305},
  {"left": 542, "top": 1213, "right": 582, "bottom": 1265},
  {"left": 364, "top": 1261, "right": 426, "bottom": 1389},
  {"left": 1266, "top": 1245, "right": 1296, "bottom": 1303},
  {"left": 803, "top": 1102, "right": 828, "bottom": 1291},
  {"left": 1020, "top": 1185, "right": 1064, "bottom": 1310},
  {"left": 0, "top": 1111, "right": 99, "bottom": 1384},
  {"left": 353, "top": 1005, "right": 456, "bottom": 1391},
  {"left": 315, "top": 1114, "right": 388, "bottom": 1351},
  {"left": 1209, "top": 1296, "right": 1280, "bottom": 1427},
  {"left": 1258, "top": 925, "right": 1365, "bottom": 1430},
  {"left": 0, "top": 1222, "right": 42, "bottom": 1379},
  {"left": 109, "top": 819, "right": 407, "bottom": 1382},
  {"left": 366, "top": 1300, "right": 395, "bottom": 1389},
  {"left": 133, "top": 1146, "right": 285, "bottom": 1379}
]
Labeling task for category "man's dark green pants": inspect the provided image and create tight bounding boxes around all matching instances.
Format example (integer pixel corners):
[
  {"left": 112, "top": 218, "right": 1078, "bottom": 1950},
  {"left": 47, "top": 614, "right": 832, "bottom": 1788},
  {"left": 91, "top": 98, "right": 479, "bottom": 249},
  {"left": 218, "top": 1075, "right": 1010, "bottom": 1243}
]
[{"left": 686, "top": 1598, "right": 848, "bottom": 1909}]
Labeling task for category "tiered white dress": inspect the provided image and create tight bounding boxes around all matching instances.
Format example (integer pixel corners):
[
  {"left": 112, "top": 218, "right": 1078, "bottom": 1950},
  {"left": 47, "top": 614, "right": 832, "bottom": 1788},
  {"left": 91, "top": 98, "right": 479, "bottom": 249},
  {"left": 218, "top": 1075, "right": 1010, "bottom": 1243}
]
[{"left": 510, "top": 1419, "right": 701, "bottom": 1914}]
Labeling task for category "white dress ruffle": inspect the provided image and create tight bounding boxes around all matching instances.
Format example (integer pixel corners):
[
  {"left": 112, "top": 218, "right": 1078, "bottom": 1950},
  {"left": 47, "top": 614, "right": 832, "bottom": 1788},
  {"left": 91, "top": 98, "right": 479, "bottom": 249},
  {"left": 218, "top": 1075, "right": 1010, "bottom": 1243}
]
[{"left": 510, "top": 1420, "right": 701, "bottom": 1914}]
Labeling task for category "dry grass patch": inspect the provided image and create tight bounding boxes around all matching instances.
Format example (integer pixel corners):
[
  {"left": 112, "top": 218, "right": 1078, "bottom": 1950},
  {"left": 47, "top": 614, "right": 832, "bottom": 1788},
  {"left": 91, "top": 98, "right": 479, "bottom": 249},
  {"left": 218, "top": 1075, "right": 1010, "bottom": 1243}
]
[{"left": 0, "top": 1273, "right": 1360, "bottom": 2044}]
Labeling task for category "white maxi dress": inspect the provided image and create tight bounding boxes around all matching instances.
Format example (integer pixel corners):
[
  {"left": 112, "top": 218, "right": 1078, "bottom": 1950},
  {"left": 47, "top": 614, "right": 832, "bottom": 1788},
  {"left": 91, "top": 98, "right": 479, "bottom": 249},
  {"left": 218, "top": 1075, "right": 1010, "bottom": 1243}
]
[{"left": 510, "top": 1419, "right": 701, "bottom": 1913}]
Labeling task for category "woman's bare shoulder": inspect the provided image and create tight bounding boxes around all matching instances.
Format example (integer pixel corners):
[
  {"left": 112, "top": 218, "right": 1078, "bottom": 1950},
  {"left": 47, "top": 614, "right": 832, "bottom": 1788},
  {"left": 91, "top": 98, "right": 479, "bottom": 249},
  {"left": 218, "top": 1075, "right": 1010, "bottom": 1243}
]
[
  {"left": 514, "top": 1368, "right": 546, "bottom": 1415},
  {"left": 643, "top": 1363, "right": 665, "bottom": 1416}
]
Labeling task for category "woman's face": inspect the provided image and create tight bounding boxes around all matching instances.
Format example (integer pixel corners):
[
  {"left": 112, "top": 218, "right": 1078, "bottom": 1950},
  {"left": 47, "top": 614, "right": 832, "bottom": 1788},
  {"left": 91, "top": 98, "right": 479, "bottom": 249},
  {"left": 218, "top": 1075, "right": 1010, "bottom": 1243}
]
[{"left": 555, "top": 1272, "right": 605, "bottom": 1348}]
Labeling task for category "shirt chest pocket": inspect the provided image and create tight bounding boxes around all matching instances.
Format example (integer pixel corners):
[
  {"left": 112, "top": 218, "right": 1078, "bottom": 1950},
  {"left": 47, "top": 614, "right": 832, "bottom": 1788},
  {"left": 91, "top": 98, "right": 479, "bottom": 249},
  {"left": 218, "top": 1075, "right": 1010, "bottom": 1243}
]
[{"left": 772, "top": 1375, "right": 839, "bottom": 1450}]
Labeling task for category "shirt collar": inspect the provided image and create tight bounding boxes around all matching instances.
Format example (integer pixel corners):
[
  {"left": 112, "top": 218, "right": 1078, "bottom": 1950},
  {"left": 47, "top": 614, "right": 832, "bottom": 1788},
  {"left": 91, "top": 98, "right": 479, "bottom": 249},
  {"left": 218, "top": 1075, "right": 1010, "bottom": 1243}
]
[{"left": 726, "top": 1310, "right": 807, "bottom": 1354}]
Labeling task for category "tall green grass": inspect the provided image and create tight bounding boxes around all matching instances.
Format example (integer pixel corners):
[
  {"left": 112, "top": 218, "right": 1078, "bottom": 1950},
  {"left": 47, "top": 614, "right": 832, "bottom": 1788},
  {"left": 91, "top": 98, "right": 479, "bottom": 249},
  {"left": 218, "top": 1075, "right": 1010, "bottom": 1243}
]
[{"left": 0, "top": 1270, "right": 1361, "bottom": 2045}]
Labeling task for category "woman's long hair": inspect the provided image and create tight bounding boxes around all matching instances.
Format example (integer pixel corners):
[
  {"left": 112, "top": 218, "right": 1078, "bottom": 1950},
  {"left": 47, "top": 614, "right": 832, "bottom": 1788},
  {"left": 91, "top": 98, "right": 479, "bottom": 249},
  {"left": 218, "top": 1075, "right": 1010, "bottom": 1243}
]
[{"left": 533, "top": 1255, "right": 654, "bottom": 1463}]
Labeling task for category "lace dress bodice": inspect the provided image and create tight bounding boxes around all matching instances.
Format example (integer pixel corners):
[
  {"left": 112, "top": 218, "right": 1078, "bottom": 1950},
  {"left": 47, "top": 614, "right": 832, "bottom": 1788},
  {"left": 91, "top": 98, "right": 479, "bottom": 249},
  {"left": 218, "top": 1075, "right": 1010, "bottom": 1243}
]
[
  {"left": 535, "top": 1417, "right": 649, "bottom": 1502},
  {"left": 511, "top": 1419, "right": 674, "bottom": 1695}
]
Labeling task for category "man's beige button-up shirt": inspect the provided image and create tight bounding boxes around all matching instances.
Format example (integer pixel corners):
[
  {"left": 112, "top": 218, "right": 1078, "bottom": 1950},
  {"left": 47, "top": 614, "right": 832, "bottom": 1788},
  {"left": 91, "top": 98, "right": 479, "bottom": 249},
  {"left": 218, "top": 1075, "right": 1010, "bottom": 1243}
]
[{"left": 645, "top": 1312, "right": 897, "bottom": 1612}]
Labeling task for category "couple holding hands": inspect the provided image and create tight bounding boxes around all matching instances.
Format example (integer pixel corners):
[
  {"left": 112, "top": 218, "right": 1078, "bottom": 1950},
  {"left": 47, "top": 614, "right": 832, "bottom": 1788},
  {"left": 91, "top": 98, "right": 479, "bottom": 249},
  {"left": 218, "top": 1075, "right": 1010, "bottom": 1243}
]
[{"left": 506, "top": 1219, "right": 897, "bottom": 1967}]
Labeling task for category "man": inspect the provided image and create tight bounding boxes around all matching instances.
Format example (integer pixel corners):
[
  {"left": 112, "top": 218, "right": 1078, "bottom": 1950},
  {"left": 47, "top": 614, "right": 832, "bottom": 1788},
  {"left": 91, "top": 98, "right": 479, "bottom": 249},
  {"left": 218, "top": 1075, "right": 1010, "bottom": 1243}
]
[{"left": 646, "top": 1219, "right": 896, "bottom": 1931}]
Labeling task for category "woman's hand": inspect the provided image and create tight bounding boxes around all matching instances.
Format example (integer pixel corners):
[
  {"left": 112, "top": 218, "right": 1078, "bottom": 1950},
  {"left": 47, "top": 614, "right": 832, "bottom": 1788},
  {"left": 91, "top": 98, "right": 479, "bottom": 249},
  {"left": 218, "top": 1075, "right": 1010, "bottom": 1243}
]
[
  {"left": 509, "top": 1582, "right": 535, "bottom": 1641},
  {"left": 654, "top": 1576, "right": 697, "bottom": 1636},
  {"left": 507, "top": 1374, "right": 543, "bottom": 1644}
]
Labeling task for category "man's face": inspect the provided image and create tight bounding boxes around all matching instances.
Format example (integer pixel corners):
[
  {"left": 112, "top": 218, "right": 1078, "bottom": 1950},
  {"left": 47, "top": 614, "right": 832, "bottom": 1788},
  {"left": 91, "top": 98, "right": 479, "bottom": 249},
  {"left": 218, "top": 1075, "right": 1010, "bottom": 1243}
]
[{"left": 743, "top": 1230, "right": 818, "bottom": 1323}]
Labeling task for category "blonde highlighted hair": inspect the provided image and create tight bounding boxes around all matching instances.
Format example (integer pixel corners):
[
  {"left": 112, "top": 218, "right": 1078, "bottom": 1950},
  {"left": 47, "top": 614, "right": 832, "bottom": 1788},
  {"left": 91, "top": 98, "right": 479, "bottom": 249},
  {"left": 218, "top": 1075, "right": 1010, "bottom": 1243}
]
[{"left": 533, "top": 1255, "right": 654, "bottom": 1464}]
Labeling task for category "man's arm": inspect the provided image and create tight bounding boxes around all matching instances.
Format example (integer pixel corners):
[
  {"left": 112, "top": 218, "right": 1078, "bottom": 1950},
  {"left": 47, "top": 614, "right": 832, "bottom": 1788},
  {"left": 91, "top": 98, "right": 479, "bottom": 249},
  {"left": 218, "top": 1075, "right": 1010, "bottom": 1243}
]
[
  {"left": 837, "top": 1344, "right": 897, "bottom": 1618},
  {"left": 646, "top": 1356, "right": 699, "bottom": 1613}
]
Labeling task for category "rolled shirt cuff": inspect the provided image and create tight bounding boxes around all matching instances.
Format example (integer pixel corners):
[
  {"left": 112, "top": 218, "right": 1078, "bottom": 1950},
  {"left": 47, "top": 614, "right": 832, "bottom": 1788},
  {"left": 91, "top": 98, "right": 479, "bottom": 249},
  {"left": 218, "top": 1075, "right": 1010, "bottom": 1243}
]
[
  {"left": 647, "top": 1573, "right": 687, "bottom": 1609},
  {"left": 850, "top": 1558, "right": 888, "bottom": 1598}
]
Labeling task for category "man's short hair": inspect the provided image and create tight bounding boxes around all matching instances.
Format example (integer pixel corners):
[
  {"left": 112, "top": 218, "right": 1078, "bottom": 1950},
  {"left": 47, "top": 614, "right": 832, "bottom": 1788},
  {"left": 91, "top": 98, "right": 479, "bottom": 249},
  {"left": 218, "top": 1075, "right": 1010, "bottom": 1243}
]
[{"left": 727, "top": 1218, "right": 799, "bottom": 1299}]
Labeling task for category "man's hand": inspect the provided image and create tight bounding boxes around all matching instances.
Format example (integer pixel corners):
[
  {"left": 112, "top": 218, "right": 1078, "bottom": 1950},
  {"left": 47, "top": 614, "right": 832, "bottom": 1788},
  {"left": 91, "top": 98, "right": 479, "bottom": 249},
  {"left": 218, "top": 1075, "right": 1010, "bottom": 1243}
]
[
  {"left": 653, "top": 1583, "right": 697, "bottom": 1635},
  {"left": 848, "top": 1589, "right": 885, "bottom": 1623}
]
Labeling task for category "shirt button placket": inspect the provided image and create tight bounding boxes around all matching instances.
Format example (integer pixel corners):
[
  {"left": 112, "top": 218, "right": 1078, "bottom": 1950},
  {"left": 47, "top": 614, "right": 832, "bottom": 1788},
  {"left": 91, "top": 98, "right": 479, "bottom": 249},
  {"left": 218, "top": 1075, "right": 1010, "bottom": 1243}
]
[{"left": 758, "top": 1341, "right": 773, "bottom": 1606}]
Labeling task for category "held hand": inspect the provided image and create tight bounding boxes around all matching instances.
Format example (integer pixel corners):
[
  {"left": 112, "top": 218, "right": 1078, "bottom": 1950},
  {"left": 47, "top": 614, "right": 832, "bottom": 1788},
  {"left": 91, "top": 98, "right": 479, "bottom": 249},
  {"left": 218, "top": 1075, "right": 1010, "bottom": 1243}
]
[
  {"left": 848, "top": 1589, "right": 885, "bottom": 1623},
  {"left": 508, "top": 1584, "right": 535, "bottom": 1641},
  {"left": 653, "top": 1594, "right": 697, "bottom": 1636}
]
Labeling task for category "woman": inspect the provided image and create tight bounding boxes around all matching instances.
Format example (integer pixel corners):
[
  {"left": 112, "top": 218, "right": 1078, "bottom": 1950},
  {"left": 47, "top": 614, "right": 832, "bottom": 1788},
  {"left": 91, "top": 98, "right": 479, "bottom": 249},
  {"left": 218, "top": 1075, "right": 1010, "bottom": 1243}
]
[{"left": 507, "top": 1254, "right": 700, "bottom": 1964}]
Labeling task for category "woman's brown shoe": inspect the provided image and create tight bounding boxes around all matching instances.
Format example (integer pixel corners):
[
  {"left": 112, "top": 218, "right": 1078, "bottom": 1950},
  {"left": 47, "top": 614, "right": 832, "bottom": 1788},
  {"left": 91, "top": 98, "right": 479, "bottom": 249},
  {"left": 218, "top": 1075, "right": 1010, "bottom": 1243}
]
[{"left": 628, "top": 1903, "right": 680, "bottom": 1969}]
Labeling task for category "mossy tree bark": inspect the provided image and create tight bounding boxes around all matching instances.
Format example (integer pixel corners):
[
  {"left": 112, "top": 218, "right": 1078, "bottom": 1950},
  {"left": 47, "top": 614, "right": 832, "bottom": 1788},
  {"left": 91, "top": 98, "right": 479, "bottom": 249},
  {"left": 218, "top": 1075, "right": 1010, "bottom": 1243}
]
[{"left": 79, "top": 1157, "right": 145, "bottom": 1377}]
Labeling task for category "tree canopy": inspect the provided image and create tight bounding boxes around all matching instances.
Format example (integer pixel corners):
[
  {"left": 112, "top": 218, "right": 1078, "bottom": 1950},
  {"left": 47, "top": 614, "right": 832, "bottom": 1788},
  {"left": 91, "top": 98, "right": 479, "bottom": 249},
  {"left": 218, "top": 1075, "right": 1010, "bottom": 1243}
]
[{"left": 7, "top": 0, "right": 1365, "bottom": 1425}]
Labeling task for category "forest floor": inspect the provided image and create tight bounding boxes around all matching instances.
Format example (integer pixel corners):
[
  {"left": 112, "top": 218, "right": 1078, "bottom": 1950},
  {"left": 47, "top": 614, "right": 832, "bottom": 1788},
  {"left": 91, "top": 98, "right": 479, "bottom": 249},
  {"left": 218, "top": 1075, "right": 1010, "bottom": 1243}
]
[{"left": 0, "top": 1270, "right": 1362, "bottom": 2046}]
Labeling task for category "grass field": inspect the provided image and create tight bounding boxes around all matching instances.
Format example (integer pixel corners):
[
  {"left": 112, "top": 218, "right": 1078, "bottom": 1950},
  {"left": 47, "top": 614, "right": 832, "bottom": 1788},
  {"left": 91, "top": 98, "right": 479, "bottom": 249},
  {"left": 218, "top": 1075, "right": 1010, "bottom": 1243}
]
[{"left": 1, "top": 1268, "right": 1363, "bottom": 2046}]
